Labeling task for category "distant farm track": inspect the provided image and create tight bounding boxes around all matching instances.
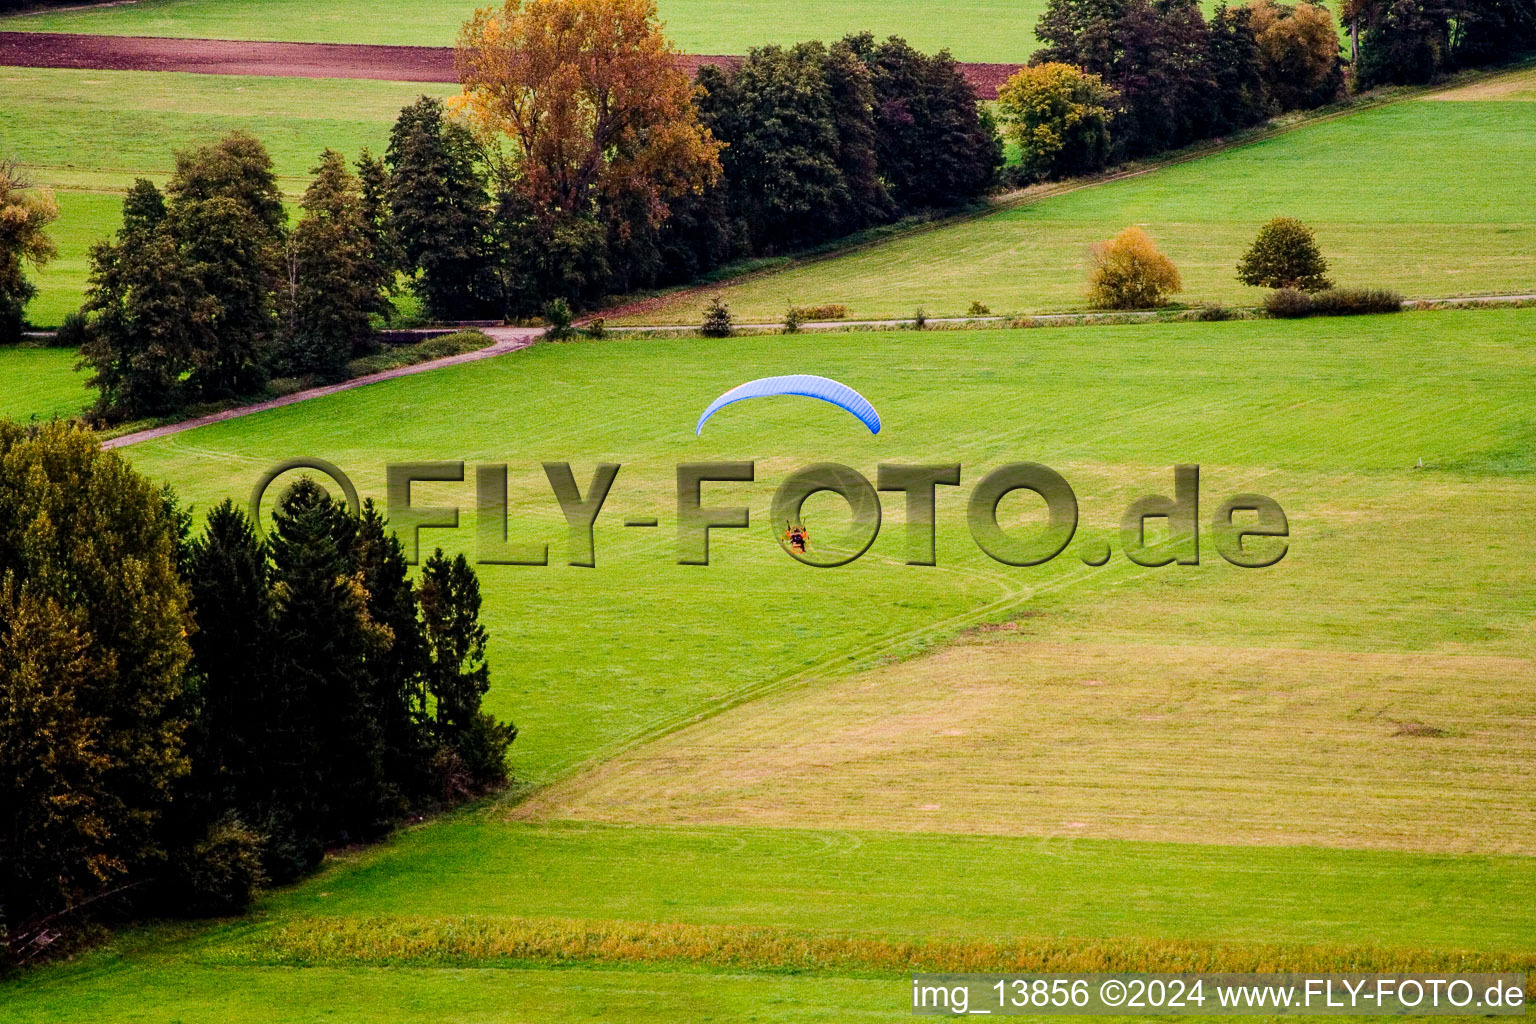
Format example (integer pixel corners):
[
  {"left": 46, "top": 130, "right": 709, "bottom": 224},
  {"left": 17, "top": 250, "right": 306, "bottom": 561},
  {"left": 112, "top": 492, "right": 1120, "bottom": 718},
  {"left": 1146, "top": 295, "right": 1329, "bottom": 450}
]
[{"left": 0, "top": 31, "right": 1023, "bottom": 97}]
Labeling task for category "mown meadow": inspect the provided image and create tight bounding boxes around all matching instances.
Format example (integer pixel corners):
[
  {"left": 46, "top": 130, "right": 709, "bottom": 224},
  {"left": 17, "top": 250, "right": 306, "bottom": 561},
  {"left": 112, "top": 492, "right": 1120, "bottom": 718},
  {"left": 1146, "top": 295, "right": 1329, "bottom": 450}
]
[{"left": 1, "top": 67, "right": 455, "bottom": 325}]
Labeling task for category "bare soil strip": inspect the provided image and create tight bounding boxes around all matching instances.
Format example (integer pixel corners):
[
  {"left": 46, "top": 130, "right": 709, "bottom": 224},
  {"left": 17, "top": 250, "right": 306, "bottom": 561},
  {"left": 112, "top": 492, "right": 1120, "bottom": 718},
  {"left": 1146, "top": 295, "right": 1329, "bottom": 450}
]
[{"left": 0, "top": 31, "right": 1021, "bottom": 96}]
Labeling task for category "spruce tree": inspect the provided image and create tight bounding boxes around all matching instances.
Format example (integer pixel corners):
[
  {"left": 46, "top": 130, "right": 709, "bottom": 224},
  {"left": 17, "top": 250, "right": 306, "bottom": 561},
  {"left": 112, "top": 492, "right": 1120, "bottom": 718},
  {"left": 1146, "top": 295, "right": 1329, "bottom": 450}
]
[
  {"left": 184, "top": 501, "right": 275, "bottom": 819},
  {"left": 282, "top": 149, "right": 393, "bottom": 379},
  {"left": 268, "top": 479, "right": 390, "bottom": 851},
  {"left": 420, "top": 549, "right": 513, "bottom": 786},
  {"left": 351, "top": 500, "right": 431, "bottom": 808},
  {"left": 385, "top": 97, "right": 495, "bottom": 321}
]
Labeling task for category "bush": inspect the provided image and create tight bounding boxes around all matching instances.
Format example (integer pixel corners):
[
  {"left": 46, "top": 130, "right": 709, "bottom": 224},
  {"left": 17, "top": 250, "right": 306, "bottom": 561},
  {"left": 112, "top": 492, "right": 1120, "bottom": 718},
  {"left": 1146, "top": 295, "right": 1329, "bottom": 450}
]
[
  {"left": 583, "top": 316, "right": 606, "bottom": 339},
  {"left": 967, "top": 301, "right": 992, "bottom": 316},
  {"left": 782, "top": 305, "right": 802, "bottom": 334},
  {"left": 1195, "top": 303, "right": 1239, "bottom": 321},
  {"left": 1264, "top": 287, "right": 1313, "bottom": 317},
  {"left": 428, "top": 744, "right": 474, "bottom": 805},
  {"left": 542, "top": 297, "right": 576, "bottom": 341},
  {"left": 1237, "top": 217, "right": 1332, "bottom": 291},
  {"left": 700, "top": 296, "right": 733, "bottom": 337},
  {"left": 913, "top": 306, "right": 928, "bottom": 330},
  {"left": 789, "top": 303, "right": 848, "bottom": 321},
  {"left": 456, "top": 711, "right": 516, "bottom": 788},
  {"left": 1087, "top": 227, "right": 1182, "bottom": 309},
  {"left": 53, "top": 310, "right": 91, "bottom": 350},
  {"left": 284, "top": 329, "right": 350, "bottom": 382},
  {"left": 173, "top": 815, "right": 266, "bottom": 917},
  {"left": 1306, "top": 287, "right": 1404, "bottom": 316}
]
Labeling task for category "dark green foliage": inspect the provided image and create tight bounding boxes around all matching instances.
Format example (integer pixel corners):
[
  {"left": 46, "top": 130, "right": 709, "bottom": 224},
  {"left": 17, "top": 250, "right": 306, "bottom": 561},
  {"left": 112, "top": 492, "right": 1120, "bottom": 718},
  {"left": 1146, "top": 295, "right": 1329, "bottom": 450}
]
[
  {"left": 170, "top": 814, "right": 266, "bottom": 917},
  {"left": 350, "top": 500, "right": 431, "bottom": 811},
  {"left": 420, "top": 549, "right": 513, "bottom": 786},
  {"left": 184, "top": 501, "right": 274, "bottom": 821},
  {"left": 165, "top": 132, "right": 285, "bottom": 398},
  {"left": 1351, "top": 0, "right": 1534, "bottom": 86},
  {"left": 783, "top": 305, "right": 803, "bottom": 334},
  {"left": 542, "top": 297, "right": 577, "bottom": 341},
  {"left": 494, "top": 201, "right": 611, "bottom": 316},
  {"left": 281, "top": 149, "right": 393, "bottom": 379},
  {"left": 1306, "top": 287, "right": 1405, "bottom": 314},
  {"left": 78, "top": 134, "right": 290, "bottom": 419},
  {"left": 78, "top": 199, "right": 214, "bottom": 419},
  {"left": 386, "top": 97, "right": 496, "bottom": 321},
  {"left": 354, "top": 148, "right": 402, "bottom": 277},
  {"left": 698, "top": 43, "right": 874, "bottom": 254},
  {"left": 1206, "top": 5, "right": 1270, "bottom": 132},
  {"left": 0, "top": 421, "right": 193, "bottom": 937},
  {"left": 1034, "top": 0, "right": 1271, "bottom": 158},
  {"left": 51, "top": 309, "right": 91, "bottom": 351},
  {"left": 844, "top": 33, "right": 1003, "bottom": 208},
  {"left": 1237, "top": 217, "right": 1333, "bottom": 291},
  {"left": 268, "top": 478, "right": 389, "bottom": 848},
  {"left": 1265, "top": 287, "right": 1315, "bottom": 317},
  {"left": 700, "top": 296, "right": 734, "bottom": 336}
]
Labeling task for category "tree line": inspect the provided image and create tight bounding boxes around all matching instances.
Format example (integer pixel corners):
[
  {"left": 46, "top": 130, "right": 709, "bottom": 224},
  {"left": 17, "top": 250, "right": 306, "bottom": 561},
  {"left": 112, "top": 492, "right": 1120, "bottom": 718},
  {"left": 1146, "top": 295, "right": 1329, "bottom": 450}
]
[
  {"left": 0, "top": 421, "right": 511, "bottom": 965},
  {"left": 998, "top": 0, "right": 1533, "bottom": 181}
]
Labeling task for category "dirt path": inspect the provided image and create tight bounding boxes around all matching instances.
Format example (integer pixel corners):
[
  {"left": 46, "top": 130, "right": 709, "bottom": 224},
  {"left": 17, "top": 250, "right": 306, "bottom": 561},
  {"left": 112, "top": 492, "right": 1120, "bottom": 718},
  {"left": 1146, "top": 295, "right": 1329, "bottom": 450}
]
[
  {"left": 0, "top": 31, "right": 1022, "bottom": 97},
  {"left": 102, "top": 326, "right": 541, "bottom": 450}
]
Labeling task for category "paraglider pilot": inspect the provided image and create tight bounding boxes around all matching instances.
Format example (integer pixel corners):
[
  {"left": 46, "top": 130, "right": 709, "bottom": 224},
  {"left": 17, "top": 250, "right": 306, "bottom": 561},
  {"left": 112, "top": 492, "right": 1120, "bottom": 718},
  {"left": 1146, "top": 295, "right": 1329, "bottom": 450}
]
[{"left": 784, "top": 522, "right": 809, "bottom": 554}]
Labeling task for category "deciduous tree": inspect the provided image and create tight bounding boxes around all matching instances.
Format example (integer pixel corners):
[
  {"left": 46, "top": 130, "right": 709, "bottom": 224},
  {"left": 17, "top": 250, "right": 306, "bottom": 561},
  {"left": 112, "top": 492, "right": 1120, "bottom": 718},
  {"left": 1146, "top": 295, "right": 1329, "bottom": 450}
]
[
  {"left": 454, "top": 0, "right": 721, "bottom": 219},
  {"left": 1246, "top": 0, "right": 1343, "bottom": 110},
  {"left": 997, "top": 63, "right": 1117, "bottom": 181},
  {"left": 1237, "top": 216, "right": 1332, "bottom": 291},
  {"left": 0, "top": 420, "right": 193, "bottom": 932},
  {"left": 0, "top": 162, "right": 58, "bottom": 344}
]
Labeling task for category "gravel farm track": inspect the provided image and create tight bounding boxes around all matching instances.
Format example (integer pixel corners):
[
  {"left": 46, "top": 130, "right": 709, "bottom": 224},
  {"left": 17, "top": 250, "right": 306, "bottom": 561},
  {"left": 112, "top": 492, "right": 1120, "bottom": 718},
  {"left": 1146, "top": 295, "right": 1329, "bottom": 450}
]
[{"left": 0, "top": 30, "right": 1023, "bottom": 96}]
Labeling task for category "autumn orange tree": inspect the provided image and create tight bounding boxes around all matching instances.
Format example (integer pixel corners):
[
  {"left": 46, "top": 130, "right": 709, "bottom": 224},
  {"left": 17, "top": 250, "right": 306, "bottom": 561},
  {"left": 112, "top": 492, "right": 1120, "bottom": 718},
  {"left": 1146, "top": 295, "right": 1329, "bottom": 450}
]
[{"left": 453, "top": 0, "right": 720, "bottom": 222}]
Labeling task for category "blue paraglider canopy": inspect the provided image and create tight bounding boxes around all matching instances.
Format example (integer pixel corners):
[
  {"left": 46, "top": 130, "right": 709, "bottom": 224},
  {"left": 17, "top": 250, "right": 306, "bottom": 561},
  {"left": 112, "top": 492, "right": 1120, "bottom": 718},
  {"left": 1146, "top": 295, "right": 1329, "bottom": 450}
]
[{"left": 695, "top": 374, "right": 881, "bottom": 435}]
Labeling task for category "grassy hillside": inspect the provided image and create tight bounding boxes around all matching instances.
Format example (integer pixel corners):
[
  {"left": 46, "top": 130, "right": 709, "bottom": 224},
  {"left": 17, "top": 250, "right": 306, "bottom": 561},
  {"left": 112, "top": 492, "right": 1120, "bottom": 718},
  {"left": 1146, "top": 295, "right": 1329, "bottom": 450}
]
[
  {"left": 615, "top": 84, "right": 1536, "bottom": 323},
  {"left": 1, "top": 0, "right": 1045, "bottom": 63},
  {"left": 1, "top": 67, "right": 454, "bottom": 326},
  {"left": 104, "top": 309, "right": 1536, "bottom": 784},
  {"left": 2, "top": 308, "right": 1533, "bottom": 1021}
]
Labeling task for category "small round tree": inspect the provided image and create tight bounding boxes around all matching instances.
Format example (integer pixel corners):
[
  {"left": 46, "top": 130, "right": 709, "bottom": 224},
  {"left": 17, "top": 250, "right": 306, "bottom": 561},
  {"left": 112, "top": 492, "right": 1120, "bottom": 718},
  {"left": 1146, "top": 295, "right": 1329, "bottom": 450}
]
[
  {"left": 1237, "top": 217, "right": 1333, "bottom": 291},
  {"left": 700, "top": 296, "right": 733, "bottom": 337},
  {"left": 1087, "top": 227, "right": 1182, "bottom": 309}
]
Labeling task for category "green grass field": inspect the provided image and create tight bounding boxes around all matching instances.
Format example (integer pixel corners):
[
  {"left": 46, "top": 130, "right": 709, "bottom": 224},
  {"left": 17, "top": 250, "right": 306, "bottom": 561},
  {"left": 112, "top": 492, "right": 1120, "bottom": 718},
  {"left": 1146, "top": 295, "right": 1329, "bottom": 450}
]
[
  {"left": 1, "top": 308, "right": 1530, "bottom": 1020},
  {"left": 1, "top": 67, "right": 455, "bottom": 326},
  {"left": 0, "top": 346, "right": 89, "bottom": 420},
  {"left": 616, "top": 83, "right": 1536, "bottom": 323},
  {"left": 1, "top": 0, "right": 1045, "bottom": 63}
]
